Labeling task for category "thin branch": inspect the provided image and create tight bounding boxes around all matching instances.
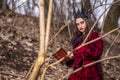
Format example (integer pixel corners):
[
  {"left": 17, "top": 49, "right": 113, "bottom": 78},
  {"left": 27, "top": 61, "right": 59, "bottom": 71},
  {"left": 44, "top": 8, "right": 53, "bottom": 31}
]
[
  {"left": 83, "top": 0, "right": 120, "bottom": 45},
  {"left": 68, "top": 24, "right": 72, "bottom": 39},
  {"left": 100, "top": 0, "right": 107, "bottom": 35},
  {"left": 40, "top": 53, "right": 53, "bottom": 80},
  {"left": 49, "top": 57, "right": 65, "bottom": 67},
  {"left": 81, "top": 28, "right": 118, "bottom": 53},
  {"left": 41, "top": 0, "right": 53, "bottom": 79},
  {"left": 63, "top": 55, "right": 120, "bottom": 79},
  {"left": 82, "top": 6, "right": 109, "bottom": 45},
  {"left": 89, "top": 0, "right": 120, "bottom": 11},
  {"left": 103, "top": 31, "right": 120, "bottom": 67},
  {"left": 100, "top": 15, "right": 106, "bottom": 35},
  {"left": 48, "top": 20, "right": 73, "bottom": 44},
  {"left": 45, "top": 0, "right": 53, "bottom": 50},
  {"left": 0, "top": 71, "right": 24, "bottom": 78},
  {"left": 48, "top": 0, "right": 120, "bottom": 46},
  {"left": 5, "top": 0, "right": 29, "bottom": 19},
  {"left": 50, "top": 27, "right": 120, "bottom": 66},
  {"left": 40, "top": 67, "right": 48, "bottom": 80},
  {"left": 25, "top": 62, "right": 34, "bottom": 79},
  {"left": 74, "top": 27, "right": 119, "bottom": 51},
  {"left": 93, "top": 0, "right": 96, "bottom": 8},
  {"left": 104, "top": 32, "right": 120, "bottom": 57}
]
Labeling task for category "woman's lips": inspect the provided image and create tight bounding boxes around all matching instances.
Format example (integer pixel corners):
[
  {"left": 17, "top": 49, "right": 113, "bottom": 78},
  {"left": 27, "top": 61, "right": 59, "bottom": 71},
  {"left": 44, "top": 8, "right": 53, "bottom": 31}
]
[{"left": 80, "top": 28, "right": 83, "bottom": 30}]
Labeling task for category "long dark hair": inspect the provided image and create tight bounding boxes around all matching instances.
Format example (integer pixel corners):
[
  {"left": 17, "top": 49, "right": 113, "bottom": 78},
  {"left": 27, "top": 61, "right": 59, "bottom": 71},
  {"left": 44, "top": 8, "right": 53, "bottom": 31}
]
[{"left": 71, "top": 18, "right": 91, "bottom": 47}]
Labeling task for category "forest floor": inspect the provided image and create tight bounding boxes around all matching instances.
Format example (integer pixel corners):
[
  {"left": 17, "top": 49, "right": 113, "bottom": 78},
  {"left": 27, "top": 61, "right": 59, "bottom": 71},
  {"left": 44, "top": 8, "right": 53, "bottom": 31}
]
[{"left": 0, "top": 13, "right": 120, "bottom": 80}]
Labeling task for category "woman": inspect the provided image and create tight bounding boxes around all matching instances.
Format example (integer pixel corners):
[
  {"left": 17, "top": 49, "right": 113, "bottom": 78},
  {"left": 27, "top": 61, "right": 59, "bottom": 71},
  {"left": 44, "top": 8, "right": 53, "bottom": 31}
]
[{"left": 68, "top": 8, "right": 104, "bottom": 80}]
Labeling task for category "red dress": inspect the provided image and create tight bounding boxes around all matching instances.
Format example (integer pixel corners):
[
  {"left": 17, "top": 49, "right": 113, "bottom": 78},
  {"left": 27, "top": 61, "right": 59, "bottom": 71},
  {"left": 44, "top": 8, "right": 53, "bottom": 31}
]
[{"left": 68, "top": 32, "right": 104, "bottom": 80}]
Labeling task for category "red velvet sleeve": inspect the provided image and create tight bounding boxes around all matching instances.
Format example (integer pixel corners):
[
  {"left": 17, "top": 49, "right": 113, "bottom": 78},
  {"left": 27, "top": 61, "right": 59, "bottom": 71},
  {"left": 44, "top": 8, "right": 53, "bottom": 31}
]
[
  {"left": 81, "top": 32, "right": 103, "bottom": 60},
  {"left": 71, "top": 52, "right": 83, "bottom": 69}
]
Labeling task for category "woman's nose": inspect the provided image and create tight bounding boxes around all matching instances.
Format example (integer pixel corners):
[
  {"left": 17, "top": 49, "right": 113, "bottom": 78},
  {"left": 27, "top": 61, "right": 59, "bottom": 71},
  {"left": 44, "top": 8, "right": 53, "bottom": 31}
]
[{"left": 78, "top": 24, "right": 82, "bottom": 27}]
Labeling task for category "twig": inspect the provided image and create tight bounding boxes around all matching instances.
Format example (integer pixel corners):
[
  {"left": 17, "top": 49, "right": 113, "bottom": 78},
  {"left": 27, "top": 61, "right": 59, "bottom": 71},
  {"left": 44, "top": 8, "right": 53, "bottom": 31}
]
[
  {"left": 74, "top": 27, "right": 119, "bottom": 51},
  {"left": 25, "top": 62, "right": 34, "bottom": 80},
  {"left": 63, "top": 55, "right": 120, "bottom": 79},
  {"left": 93, "top": 0, "right": 96, "bottom": 8},
  {"left": 68, "top": 24, "right": 72, "bottom": 39},
  {"left": 49, "top": 27, "right": 120, "bottom": 66},
  {"left": 0, "top": 71, "right": 24, "bottom": 78},
  {"left": 45, "top": 0, "right": 53, "bottom": 50},
  {"left": 48, "top": 20, "right": 73, "bottom": 44},
  {"left": 49, "top": 57, "right": 65, "bottom": 67},
  {"left": 40, "top": 53, "right": 53, "bottom": 79},
  {"left": 5, "top": 0, "right": 29, "bottom": 19},
  {"left": 48, "top": 0, "right": 120, "bottom": 51},
  {"left": 0, "top": 73, "right": 1, "bottom": 80},
  {"left": 89, "top": 0, "right": 120, "bottom": 11},
  {"left": 100, "top": 15, "right": 106, "bottom": 35},
  {"left": 82, "top": 4, "right": 110, "bottom": 45},
  {"left": 41, "top": 0, "right": 53, "bottom": 79},
  {"left": 103, "top": 31, "right": 120, "bottom": 67},
  {"left": 104, "top": 32, "right": 120, "bottom": 57},
  {"left": 100, "top": 0, "right": 107, "bottom": 35},
  {"left": 40, "top": 67, "right": 48, "bottom": 80}
]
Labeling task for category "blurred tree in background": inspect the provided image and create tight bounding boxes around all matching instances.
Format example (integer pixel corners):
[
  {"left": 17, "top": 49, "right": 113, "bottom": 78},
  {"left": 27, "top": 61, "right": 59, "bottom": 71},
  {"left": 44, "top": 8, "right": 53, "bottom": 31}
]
[
  {"left": 1, "top": 0, "right": 119, "bottom": 29},
  {"left": 104, "top": 0, "right": 120, "bottom": 32},
  {"left": 0, "top": 0, "right": 120, "bottom": 80}
]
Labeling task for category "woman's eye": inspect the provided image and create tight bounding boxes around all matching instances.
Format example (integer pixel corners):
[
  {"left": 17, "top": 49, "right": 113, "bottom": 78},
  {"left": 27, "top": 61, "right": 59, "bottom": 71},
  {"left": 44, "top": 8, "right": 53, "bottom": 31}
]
[
  {"left": 80, "top": 21, "right": 84, "bottom": 24},
  {"left": 76, "top": 21, "right": 84, "bottom": 26},
  {"left": 76, "top": 23, "right": 79, "bottom": 26}
]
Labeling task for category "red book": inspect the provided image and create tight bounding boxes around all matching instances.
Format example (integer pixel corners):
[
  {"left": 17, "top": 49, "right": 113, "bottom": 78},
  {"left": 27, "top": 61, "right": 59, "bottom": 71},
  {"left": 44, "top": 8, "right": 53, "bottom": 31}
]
[{"left": 53, "top": 48, "right": 72, "bottom": 64}]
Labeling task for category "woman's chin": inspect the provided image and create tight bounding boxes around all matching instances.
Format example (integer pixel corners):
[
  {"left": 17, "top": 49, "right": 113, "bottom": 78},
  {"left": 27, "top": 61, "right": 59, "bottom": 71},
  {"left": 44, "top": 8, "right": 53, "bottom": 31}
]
[{"left": 79, "top": 30, "right": 85, "bottom": 33}]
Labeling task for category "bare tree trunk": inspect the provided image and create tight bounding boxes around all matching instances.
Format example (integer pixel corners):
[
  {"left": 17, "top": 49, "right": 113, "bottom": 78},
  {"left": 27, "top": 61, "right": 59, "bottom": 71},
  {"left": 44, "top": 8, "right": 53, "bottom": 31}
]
[
  {"left": 11, "top": 0, "right": 15, "bottom": 10},
  {"left": 45, "top": 0, "right": 53, "bottom": 50},
  {"left": 0, "top": 0, "right": 3, "bottom": 13},
  {"left": 2, "top": 0, "right": 8, "bottom": 12},
  {"left": 0, "top": 0, "right": 9, "bottom": 13},
  {"left": 41, "top": 0, "right": 53, "bottom": 79},
  {"left": 28, "top": 0, "right": 45, "bottom": 80},
  {"left": 104, "top": 0, "right": 120, "bottom": 32},
  {"left": 44, "top": 0, "right": 49, "bottom": 19}
]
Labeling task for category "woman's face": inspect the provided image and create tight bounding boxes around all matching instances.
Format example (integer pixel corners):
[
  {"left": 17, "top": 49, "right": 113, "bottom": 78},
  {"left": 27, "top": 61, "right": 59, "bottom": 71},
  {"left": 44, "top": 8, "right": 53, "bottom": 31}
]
[{"left": 76, "top": 18, "right": 87, "bottom": 34}]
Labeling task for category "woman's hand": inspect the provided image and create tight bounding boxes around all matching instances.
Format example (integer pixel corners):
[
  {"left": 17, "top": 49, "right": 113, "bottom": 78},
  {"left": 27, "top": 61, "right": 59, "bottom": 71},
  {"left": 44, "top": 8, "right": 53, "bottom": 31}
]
[{"left": 67, "top": 51, "right": 74, "bottom": 59}]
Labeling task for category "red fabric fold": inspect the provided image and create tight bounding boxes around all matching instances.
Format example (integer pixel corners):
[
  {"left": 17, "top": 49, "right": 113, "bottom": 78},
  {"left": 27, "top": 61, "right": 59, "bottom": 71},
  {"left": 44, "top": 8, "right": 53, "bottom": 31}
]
[{"left": 68, "top": 32, "right": 104, "bottom": 80}]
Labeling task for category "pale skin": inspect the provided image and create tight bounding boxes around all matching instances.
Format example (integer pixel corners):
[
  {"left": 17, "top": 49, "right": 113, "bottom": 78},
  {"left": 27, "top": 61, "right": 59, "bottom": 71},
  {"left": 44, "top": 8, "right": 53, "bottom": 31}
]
[
  {"left": 69, "top": 18, "right": 87, "bottom": 58},
  {"left": 76, "top": 18, "right": 87, "bottom": 34}
]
